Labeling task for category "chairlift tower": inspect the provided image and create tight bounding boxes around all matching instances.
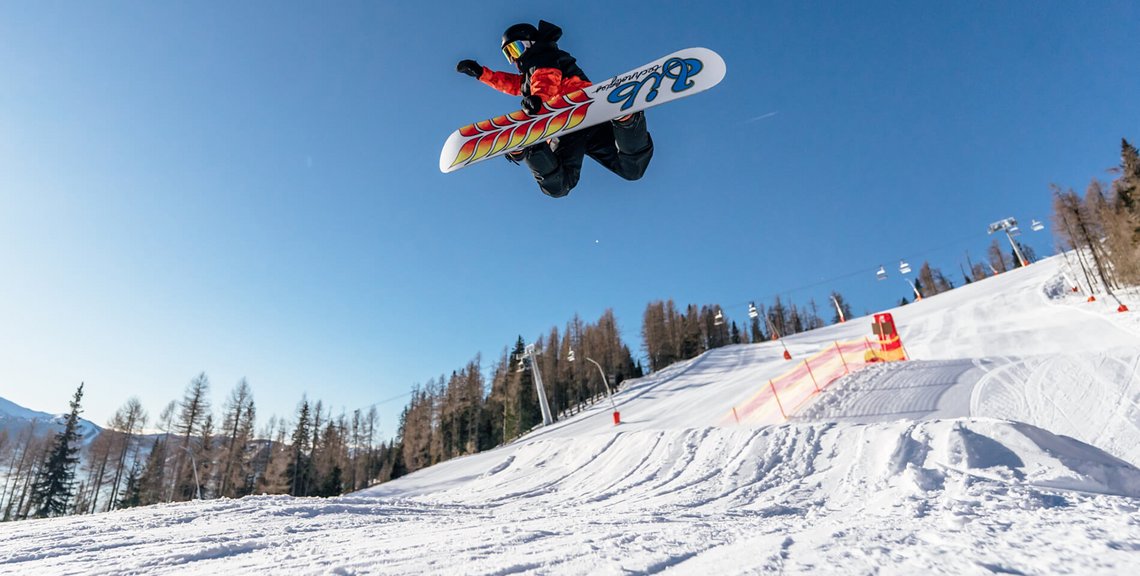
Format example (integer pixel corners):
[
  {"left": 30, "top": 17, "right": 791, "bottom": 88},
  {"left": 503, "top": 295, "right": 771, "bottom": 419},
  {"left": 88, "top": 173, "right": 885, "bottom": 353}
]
[
  {"left": 518, "top": 343, "right": 554, "bottom": 427},
  {"left": 988, "top": 217, "right": 1029, "bottom": 267}
]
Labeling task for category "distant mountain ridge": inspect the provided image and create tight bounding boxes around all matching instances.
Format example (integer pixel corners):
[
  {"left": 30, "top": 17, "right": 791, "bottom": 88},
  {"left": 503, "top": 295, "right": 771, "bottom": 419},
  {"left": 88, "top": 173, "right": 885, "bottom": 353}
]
[{"left": 0, "top": 395, "right": 103, "bottom": 443}]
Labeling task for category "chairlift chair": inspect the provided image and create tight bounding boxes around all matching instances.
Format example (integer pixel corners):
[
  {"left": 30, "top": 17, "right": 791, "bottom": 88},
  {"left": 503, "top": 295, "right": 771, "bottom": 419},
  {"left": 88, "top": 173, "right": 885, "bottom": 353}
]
[
  {"left": 1031, "top": 219, "right": 1045, "bottom": 232},
  {"left": 899, "top": 260, "right": 912, "bottom": 275},
  {"left": 876, "top": 266, "right": 887, "bottom": 280},
  {"left": 714, "top": 308, "right": 725, "bottom": 326},
  {"left": 748, "top": 302, "right": 759, "bottom": 319}
]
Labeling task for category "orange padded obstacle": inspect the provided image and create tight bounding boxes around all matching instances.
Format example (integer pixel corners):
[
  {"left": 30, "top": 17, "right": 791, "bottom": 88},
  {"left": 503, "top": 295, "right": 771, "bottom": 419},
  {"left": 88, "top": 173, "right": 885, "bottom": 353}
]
[{"left": 867, "top": 313, "right": 907, "bottom": 362}]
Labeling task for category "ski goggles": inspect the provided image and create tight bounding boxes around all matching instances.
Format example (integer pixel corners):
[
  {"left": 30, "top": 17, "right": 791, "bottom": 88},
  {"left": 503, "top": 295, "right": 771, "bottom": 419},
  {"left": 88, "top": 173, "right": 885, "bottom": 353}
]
[{"left": 502, "top": 40, "right": 532, "bottom": 63}]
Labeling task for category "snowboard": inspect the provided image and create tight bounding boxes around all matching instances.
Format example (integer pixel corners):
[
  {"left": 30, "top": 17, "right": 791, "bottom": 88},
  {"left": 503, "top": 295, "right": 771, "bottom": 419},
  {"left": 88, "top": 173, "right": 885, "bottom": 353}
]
[{"left": 439, "top": 47, "right": 726, "bottom": 173}]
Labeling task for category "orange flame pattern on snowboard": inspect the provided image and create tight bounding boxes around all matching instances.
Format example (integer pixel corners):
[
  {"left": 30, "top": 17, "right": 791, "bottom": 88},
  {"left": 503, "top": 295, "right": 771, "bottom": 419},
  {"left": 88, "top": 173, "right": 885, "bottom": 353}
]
[{"left": 449, "top": 90, "right": 593, "bottom": 169}]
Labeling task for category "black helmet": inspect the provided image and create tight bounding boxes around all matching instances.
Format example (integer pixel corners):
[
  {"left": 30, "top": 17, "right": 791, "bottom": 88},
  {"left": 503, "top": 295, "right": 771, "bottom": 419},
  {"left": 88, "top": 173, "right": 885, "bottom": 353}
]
[{"left": 501, "top": 23, "right": 538, "bottom": 48}]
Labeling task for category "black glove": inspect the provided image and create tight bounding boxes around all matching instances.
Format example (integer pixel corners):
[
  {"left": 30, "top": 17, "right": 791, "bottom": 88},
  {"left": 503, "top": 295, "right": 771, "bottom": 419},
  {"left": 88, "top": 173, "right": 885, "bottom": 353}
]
[
  {"left": 521, "top": 95, "right": 543, "bottom": 114},
  {"left": 456, "top": 59, "right": 482, "bottom": 78}
]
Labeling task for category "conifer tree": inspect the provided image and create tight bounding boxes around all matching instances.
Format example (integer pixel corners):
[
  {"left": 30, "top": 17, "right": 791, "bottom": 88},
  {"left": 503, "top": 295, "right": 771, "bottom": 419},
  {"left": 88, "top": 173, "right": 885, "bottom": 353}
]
[
  {"left": 218, "top": 379, "right": 256, "bottom": 498},
  {"left": 483, "top": 348, "right": 510, "bottom": 449},
  {"left": 1117, "top": 138, "right": 1139, "bottom": 213},
  {"left": 917, "top": 262, "right": 953, "bottom": 296},
  {"left": 254, "top": 416, "right": 288, "bottom": 493},
  {"left": 623, "top": 345, "right": 643, "bottom": 380},
  {"left": 641, "top": 301, "right": 669, "bottom": 371},
  {"left": 29, "top": 383, "right": 85, "bottom": 518},
  {"left": 987, "top": 239, "right": 1010, "bottom": 274},
  {"left": 364, "top": 406, "right": 380, "bottom": 483},
  {"left": 285, "top": 399, "right": 313, "bottom": 496},
  {"left": 749, "top": 305, "right": 766, "bottom": 343},
  {"left": 768, "top": 297, "right": 788, "bottom": 339},
  {"left": 503, "top": 337, "right": 540, "bottom": 441},
  {"left": 399, "top": 384, "right": 437, "bottom": 473},
  {"left": 131, "top": 405, "right": 175, "bottom": 508},
  {"left": 192, "top": 412, "right": 214, "bottom": 499},
  {"left": 788, "top": 304, "right": 804, "bottom": 334},
  {"left": 171, "top": 373, "right": 211, "bottom": 502},
  {"left": 313, "top": 415, "right": 347, "bottom": 497},
  {"left": 1106, "top": 144, "right": 1140, "bottom": 282},
  {"left": 105, "top": 398, "right": 146, "bottom": 511},
  {"left": 348, "top": 409, "right": 363, "bottom": 491},
  {"left": 1052, "top": 188, "right": 1098, "bottom": 291},
  {"left": 1053, "top": 186, "right": 1114, "bottom": 291},
  {"left": 116, "top": 460, "right": 144, "bottom": 510},
  {"left": 135, "top": 435, "right": 168, "bottom": 507},
  {"left": 77, "top": 424, "right": 114, "bottom": 514},
  {"left": 680, "top": 304, "right": 703, "bottom": 359},
  {"left": 3, "top": 423, "right": 47, "bottom": 520}
]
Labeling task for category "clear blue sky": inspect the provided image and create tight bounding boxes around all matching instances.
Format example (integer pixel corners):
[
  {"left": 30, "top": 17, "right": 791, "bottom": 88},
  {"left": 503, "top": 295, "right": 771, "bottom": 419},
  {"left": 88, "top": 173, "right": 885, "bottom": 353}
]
[{"left": 2, "top": 1, "right": 1137, "bottom": 435}]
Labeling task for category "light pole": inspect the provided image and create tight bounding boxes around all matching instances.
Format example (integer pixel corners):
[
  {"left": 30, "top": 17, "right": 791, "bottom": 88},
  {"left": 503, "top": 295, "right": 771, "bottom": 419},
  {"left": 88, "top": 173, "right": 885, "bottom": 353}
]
[
  {"left": 902, "top": 277, "right": 922, "bottom": 301},
  {"left": 830, "top": 295, "right": 846, "bottom": 323},
  {"left": 899, "top": 259, "right": 922, "bottom": 301},
  {"left": 182, "top": 444, "right": 202, "bottom": 500},
  {"left": 568, "top": 349, "right": 620, "bottom": 425},
  {"left": 751, "top": 302, "right": 792, "bottom": 360}
]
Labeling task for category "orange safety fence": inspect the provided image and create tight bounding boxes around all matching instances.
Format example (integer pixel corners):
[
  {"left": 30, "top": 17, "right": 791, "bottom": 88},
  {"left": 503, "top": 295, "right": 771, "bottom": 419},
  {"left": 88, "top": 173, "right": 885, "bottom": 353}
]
[{"left": 725, "top": 337, "right": 899, "bottom": 426}]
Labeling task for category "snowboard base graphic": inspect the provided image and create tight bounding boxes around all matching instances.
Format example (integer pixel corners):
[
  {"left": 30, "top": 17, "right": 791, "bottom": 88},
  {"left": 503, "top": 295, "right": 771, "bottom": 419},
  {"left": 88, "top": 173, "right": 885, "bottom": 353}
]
[{"left": 439, "top": 47, "right": 726, "bottom": 173}]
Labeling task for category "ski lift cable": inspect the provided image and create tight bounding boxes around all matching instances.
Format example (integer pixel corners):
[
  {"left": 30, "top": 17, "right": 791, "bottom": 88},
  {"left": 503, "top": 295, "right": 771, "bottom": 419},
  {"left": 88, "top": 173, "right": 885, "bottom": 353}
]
[{"left": 712, "top": 230, "right": 993, "bottom": 316}]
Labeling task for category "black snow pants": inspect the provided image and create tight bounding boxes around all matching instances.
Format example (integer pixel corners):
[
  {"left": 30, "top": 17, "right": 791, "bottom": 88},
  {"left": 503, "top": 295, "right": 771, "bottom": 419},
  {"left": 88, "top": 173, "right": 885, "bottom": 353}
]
[{"left": 518, "top": 112, "right": 653, "bottom": 198}]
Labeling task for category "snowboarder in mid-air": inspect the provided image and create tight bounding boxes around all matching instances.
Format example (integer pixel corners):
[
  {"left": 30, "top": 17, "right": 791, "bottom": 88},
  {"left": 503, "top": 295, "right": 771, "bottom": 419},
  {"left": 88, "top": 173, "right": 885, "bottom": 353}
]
[{"left": 456, "top": 20, "right": 654, "bottom": 198}]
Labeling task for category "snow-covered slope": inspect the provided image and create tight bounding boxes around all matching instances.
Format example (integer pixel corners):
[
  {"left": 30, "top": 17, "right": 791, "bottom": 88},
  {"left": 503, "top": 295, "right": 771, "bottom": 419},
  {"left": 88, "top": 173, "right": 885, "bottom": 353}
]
[
  {"left": 798, "top": 261, "right": 1140, "bottom": 468},
  {"left": 0, "top": 396, "right": 48, "bottom": 421},
  {"left": 2, "top": 255, "right": 1140, "bottom": 575}
]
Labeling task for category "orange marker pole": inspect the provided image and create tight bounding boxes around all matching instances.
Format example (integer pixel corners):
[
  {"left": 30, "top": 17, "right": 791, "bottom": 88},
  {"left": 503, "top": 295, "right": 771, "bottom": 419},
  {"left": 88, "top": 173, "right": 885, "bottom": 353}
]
[
  {"left": 805, "top": 360, "right": 820, "bottom": 393},
  {"left": 768, "top": 379, "right": 787, "bottom": 421}
]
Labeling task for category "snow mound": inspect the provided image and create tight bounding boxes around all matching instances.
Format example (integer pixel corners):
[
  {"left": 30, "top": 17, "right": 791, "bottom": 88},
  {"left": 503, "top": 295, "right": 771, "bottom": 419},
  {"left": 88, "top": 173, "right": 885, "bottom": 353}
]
[
  {"left": 971, "top": 349, "right": 1140, "bottom": 467},
  {"left": 369, "top": 418, "right": 1140, "bottom": 506}
]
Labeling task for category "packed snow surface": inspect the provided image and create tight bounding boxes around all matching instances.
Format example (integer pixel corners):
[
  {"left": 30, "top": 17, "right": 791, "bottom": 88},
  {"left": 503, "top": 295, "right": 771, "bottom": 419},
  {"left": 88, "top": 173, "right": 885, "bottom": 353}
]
[{"left": 2, "top": 256, "right": 1140, "bottom": 575}]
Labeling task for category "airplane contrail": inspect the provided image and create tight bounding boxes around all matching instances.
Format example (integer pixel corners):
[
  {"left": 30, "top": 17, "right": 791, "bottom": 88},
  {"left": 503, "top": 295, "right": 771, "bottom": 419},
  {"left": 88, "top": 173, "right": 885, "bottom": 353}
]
[{"left": 746, "top": 111, "right": 779, "bottom": 123}]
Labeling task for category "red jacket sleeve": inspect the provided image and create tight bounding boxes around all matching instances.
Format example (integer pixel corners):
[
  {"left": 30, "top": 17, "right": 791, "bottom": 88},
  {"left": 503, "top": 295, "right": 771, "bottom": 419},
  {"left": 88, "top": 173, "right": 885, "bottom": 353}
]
[{"left": 478, "top": 67, "right": 523, "bottom": 96}]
